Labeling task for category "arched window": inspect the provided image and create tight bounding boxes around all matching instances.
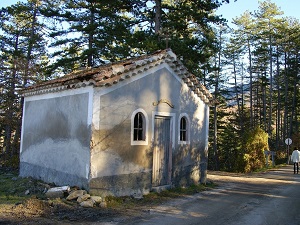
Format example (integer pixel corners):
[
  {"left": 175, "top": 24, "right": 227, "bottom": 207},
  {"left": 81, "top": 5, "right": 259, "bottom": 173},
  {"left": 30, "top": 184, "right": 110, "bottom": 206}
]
[
  {"left": 178, "top": 113, "right": 190, "bottom": 144},
  {"left": 180, "top": 117, "right": 187, "bottom": 141},
  {"left": 131, "top": 109, "right": 148, "bottom": 145},
  {"left": 134, "top": 112, "right": 145, "bottom": 141}
]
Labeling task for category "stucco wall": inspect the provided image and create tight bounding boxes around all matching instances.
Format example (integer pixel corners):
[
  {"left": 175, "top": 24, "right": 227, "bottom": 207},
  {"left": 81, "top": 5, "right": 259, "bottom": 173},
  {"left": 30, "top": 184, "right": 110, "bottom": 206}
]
[
  {"left": 90, "top": 64, "right": 209, "bottom": 196},
  {"left": 168, "top": 80, "right": 209, "bottom": 187},
  {"left": 20, "top": 88, "right": 93, "bottom": 189}
]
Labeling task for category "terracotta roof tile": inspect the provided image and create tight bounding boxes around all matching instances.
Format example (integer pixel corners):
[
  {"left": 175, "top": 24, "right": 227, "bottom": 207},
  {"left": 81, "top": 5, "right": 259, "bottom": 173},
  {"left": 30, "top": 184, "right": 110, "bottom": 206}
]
[{"left": 22, "top": 49, "right": 213, "bottom": 104}]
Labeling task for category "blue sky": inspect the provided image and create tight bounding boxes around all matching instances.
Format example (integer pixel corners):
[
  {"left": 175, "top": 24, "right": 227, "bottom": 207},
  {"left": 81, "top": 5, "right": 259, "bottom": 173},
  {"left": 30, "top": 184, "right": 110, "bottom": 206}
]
[
  {"left": 217, "top": 0, "right": 300, "bottom": 24},
  {"left": 1, "top": 0, "right": 299, "bottom": 23}
]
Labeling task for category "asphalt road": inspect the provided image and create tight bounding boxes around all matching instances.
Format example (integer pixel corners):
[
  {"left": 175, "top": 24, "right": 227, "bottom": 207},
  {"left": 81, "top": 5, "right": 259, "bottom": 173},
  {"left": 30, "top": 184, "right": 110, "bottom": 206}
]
[{"left": 120, "top": 165, "right": 300, "bottom": 225}]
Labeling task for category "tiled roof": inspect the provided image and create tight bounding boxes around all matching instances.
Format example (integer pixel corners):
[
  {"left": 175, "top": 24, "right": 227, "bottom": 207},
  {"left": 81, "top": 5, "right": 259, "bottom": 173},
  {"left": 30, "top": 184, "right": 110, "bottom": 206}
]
[{"left": 22, "top": 49, "right": 213, "bottom": 104}]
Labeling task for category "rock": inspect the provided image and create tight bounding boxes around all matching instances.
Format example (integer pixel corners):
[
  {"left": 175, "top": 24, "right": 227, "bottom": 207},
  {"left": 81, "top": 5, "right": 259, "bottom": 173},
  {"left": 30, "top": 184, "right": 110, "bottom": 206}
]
[
  {"left": 90, "top": 196, "right": 102, "bottom": 204},
  {"left": 77, "top": 194, "right": 91, "bottom": 203},
  {"left": 132, "top": 190, "right": 143, "bottom": 199},
  {"left": 25, "top": 190, "right": 30, "bottom": 195},
  {"left": 80, "top": 199, "right": 94, "bottom": 208},
  {"left": 66, "top": 190, "right": 87, "bottom": 201},
  {"left": 46, "top": 191, "right": 64, "bottom": 199},
  {"left": 39, "top": 182, "right": 51, "bottom": 189},
  {"left": 46, "top": 186, "right": 70, "bottom": 199},
  {"left": 99, "top": 201, "right": 107, "bottom": 208}
]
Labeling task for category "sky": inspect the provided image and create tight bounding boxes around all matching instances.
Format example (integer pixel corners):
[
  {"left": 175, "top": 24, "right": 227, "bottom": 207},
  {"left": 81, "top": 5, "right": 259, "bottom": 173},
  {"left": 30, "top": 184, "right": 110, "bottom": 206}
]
[
  {"left": 1, "top": 0, "right": 299, "bottom": 23},
  {"left": 217, "top": 0, "right": 300, "bottom": 24}
]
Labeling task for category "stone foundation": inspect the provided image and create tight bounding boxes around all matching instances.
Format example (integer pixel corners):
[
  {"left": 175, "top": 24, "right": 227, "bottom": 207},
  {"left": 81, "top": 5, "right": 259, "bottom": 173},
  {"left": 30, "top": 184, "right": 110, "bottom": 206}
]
[
  {"left": 89, "top": 171, "right": 151, "bottom": 197},
  {"left": 20, "top": 162, "right": 89, "bottom": 190}
]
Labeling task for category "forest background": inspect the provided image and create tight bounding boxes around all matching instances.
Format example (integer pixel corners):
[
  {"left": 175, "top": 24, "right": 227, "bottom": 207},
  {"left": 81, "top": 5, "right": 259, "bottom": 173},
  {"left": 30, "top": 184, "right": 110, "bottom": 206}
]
[{"left": 0, "top": 0, "right": 299, "bottom": 173}]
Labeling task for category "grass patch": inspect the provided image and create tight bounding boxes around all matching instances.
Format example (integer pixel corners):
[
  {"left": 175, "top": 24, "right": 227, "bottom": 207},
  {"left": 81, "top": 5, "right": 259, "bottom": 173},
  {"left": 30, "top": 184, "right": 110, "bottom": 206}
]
[
  {"left": 252, "top": 164, "right": 286, "bottom": 173},
  {"left": 0, "top": 169, "right": 47, "bottom": 205},
  {"left": 0, "top": 170, "right": 28, "bottom": 204},
  {"left": 105, "top": 182, "right": 216, "bottom": 208}
]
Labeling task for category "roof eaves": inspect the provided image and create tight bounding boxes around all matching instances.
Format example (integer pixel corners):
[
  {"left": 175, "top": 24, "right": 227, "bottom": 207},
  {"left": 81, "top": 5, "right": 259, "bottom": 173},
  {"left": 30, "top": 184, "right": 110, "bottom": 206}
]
[{"left": 22, "top": 49, "right": 213, "bottom": 105}]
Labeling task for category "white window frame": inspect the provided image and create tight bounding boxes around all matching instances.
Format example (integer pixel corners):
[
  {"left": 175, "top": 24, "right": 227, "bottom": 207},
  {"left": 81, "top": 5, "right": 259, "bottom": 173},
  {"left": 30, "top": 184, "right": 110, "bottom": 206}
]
[
  {"left": 131, "top": 108, "right": 149, "bottom": 145},
  {"left": 178, "top": 113, "right": 190, "bottom": 145}
]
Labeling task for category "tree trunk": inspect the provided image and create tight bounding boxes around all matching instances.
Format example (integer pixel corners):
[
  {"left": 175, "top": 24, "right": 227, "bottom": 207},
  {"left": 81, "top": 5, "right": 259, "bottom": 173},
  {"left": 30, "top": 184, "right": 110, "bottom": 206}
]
[
  {"left": 154, "top": 0, "right": 161, "bottom": 35},
  {"left": 283, "top": 51, "right": 289, "bottom": 139},
  {"left": 87, "top": 2, "right": 95, "bottom": 67},
  {"left": 213, "top": 29, "right": 223, "bottom": 171},
  {"left": 268, "top": 33, "right": 273, "bottom": 136},
  {"left": 247, "top": 39, "right": 253, "bottom": 127},
  {"left": 233, "top": 54, "right": 243, "bottom": 130},
  {"left": 275, "top": 46, "right": 281, "bottom": 149},
  {"left": 12, "top": 1, "right": 39, "bottom": 157}
]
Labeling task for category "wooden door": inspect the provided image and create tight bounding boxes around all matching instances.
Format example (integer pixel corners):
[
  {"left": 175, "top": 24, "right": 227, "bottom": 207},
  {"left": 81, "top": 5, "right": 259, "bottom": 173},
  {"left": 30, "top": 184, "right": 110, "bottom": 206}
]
[{"left": 152, "top": 116, "right": 172, "bottom": 187}]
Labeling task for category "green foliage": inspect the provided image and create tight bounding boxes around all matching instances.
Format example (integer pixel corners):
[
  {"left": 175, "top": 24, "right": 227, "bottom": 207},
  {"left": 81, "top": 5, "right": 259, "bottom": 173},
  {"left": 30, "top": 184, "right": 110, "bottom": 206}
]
[
  {"left": 291, "top": 133, "right": 300, "bottom": 149},
  {"left": 40, "top": 0, "right": 223, "bottom": 76},
  {"left": 208, "top": 0, "right": 300, "bottom": 173},
  {"left": 275, "top": 151, "right": 287, "bottom": 165},
  {"left": 240, "top": 126, "right": 269, "bottom": 172},
  {"left": 0, "top": 170, "right": 34, "bottom": 204},
  {"left": 0, "top": 0, "right": 50, "bottom": 160},
  {"left": 217, "top": 122, "right": 242, "bottom": 171},
  {"left": 1, "top": 154, "right": 19, "bottom": 169}
]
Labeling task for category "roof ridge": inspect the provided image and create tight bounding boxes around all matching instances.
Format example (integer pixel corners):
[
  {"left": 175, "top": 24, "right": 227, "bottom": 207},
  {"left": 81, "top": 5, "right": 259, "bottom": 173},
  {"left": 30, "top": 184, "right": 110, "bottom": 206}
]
[{"left": 21, "top": 49, "right": 213, "bottom": 104}]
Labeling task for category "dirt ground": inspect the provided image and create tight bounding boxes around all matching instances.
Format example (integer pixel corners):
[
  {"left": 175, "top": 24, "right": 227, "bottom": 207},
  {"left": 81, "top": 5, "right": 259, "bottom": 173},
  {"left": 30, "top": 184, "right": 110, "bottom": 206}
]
[
  {"left": 0, "top": 186, "right": 155, "bottom": 225},
  {"left": 1, "top": 165, "right": 299, "bottom": 225},
  {"left": 0, "top": 168, "right": 132, "bottom": 225},
  {"left": 0, "top": 168, "right": 209, "bottom": 225}
]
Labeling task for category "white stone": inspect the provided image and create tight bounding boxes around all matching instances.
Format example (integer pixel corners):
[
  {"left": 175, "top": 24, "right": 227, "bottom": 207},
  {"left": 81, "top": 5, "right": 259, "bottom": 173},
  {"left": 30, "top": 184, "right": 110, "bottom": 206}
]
[
  {"left": 77, "top": 194, "right": 91, "bottom": 203},
  {"left": 99, "top": 201, "right": 107, "bottom": 208},
  {"left": 46, "top": 186, "right": 70, "bottom": 199},
  {"left": 66, "top": 190, "right": 87, "bottom": 201},
  {"left": 90, "top": 196, "right": 102, "bottom": 204},
  {"left": 80, "top": 199, "right": 94, "bottom": 208}
]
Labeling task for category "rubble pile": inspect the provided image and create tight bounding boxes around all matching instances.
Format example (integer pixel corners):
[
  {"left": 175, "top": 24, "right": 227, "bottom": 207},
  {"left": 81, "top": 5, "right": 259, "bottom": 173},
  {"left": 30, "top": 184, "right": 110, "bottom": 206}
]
[{"left": 46, "top": 186, "right": 106, "bottom": 208}]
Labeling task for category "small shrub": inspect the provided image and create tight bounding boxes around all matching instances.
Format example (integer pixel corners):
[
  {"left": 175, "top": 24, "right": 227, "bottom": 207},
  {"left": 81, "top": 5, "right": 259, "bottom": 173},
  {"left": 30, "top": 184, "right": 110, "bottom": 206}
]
[{"left": 240, "top": 126, "right": 269, "bottom": 173}]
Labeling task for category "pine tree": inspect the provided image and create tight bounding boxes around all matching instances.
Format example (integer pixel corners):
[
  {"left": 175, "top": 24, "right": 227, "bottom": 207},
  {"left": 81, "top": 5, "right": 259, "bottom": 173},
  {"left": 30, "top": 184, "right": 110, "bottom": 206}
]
[
  {"left": 43, "top": 0, "right": 136, "bottom": 74},
  {"left": 0, "top": 0, "right": 48, "bottom": 161}
]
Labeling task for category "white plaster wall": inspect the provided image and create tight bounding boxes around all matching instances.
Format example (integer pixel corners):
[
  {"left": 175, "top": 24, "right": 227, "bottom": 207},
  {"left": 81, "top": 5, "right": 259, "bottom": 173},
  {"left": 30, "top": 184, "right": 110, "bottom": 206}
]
[
  {"left": 90, "top": 150, "right": 147, "bottom": 178},
  {"left": 20, "top": 87, "right": 93, "bottom": 186},
  {"left": 90, "top": 63, "right": 209, "bottom": 182},
  {"left": 90, "top": 65, "right": 182, "bottom": 179},
  {"left": 21, "top": 139, "right": 90, "bottom": 179}
]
